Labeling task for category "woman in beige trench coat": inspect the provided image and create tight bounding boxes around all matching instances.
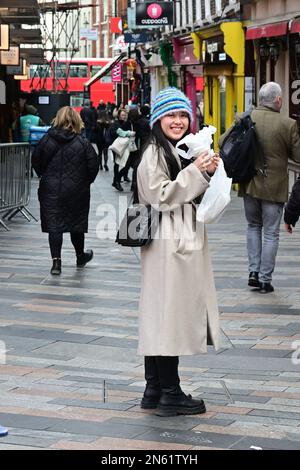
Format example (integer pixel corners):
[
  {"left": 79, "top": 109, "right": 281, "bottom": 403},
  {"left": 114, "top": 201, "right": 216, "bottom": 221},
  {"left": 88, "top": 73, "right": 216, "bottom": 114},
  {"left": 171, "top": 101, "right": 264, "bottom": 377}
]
[{"left": 136, "top": 87, "right": 220, "bottom": 417}]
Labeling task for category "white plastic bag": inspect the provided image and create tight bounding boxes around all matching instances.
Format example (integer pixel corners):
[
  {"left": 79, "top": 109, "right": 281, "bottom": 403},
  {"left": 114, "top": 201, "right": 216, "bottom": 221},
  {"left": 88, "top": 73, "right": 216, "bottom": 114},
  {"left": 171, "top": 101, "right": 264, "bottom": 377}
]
[
  {"left": 176, "top": 126, "right": 217, "bottom": 160},
  {"left": 109, "top": 136, "right": 129, "bottom": 156},
  {"left": 196, "top": 159, "right": 232, "bottom": 224}
]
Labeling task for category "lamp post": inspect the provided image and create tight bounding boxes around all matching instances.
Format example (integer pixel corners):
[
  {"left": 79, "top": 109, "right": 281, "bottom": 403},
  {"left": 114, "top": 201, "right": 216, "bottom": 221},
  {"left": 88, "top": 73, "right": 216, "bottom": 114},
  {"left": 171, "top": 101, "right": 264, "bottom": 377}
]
[{"left": 83, "top": 19, "right": 89, "bottom": 58}]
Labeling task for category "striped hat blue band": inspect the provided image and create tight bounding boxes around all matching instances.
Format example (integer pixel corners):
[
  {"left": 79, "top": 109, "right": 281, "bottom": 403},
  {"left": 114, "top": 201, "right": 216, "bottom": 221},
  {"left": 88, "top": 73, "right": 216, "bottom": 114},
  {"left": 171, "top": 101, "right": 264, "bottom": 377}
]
[{"left": 150, "top": 87, "right": 193, "bottom": 128}]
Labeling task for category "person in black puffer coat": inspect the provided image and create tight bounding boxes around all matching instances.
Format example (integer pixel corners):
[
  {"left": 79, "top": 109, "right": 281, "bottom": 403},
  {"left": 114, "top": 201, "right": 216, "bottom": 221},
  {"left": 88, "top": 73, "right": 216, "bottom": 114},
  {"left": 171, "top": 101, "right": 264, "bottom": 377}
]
[
  {"left": 32, "top": 106, "right": 100, "bottom": 275},
  {"left": 284, "top": 177, "right": 300, "bottom": 234}
]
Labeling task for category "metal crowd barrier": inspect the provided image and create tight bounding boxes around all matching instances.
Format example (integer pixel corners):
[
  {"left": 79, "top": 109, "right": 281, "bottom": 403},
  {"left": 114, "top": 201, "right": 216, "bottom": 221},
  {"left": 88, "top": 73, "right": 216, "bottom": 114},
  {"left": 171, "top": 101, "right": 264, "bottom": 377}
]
[{"left": 0, "top": 143, "right": 37, "bottom": 230}]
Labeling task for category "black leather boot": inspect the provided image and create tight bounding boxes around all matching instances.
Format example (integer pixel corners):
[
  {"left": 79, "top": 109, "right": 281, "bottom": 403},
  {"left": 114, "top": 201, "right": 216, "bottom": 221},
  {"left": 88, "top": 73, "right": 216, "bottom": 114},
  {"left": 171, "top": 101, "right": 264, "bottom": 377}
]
[
  {"left": 50, "top": 258, "right": 61, "bottom": 275},
  {"left": 141, "top": 357, "right": 161, "bottom": 409},
  {"left": 76, "top": 250, "right": 93, "bottom": 268},
  {"left": 248, "top": 271, "right": 259, "bottom": 287},
  {"left": 112, "top": 181, "right": 123, "bottom": 192},
  {"left": 154, "top": 356, "right": 206, "bottom": 417},
  {"left": 259, "top": 282, "right": 274, "bottom": 294},
  {"left": 141, "top": 385, "right": 161, "bottom": 409},
  {"left": 156, "top": 388, "right": 206, "bottom": 417}
]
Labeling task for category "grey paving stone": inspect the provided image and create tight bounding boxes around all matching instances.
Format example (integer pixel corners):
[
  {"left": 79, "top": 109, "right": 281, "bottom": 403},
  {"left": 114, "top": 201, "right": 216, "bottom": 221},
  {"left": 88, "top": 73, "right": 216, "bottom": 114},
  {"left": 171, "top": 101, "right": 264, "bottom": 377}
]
[
  {"left": 47, "top": 419, "right": 151, "bottom": 438},
  {"left": 249, "top": 409, "right": 300, "bottom": 420},
  {"left": 89, "top": 337, "right": 138, "bottom": 348},
  {"left": 230, "top": 395, "right": 271, "bottom": 404},
  {"left": 229, "top": 435, "right": 300, "bottom": 450},
  {"left": 219, "top": 349, "right": 292, "bottom": 358},
  {"left": 0, "top": 434, "right": 59, "bottom": 448},
  {"left": 213, "top": 413, "right": 300, "bottom": 427},
  {"left": 1, "top": 335, "right": 57, "bottom": 353},
  {"left": 58, "top": 375, "right": 134, "bottom": 385},
  {"left": 134, "top": 428, "right": 244, "bottom": 449},
  {"left": 48, "top": 397, "right": 135, "bottom": 411},
  {"left": 107, "top": 416, "right": 235, "bottom": 431},
  {"left": 0, "top": 412, "right": 65, "bottom": 431}
]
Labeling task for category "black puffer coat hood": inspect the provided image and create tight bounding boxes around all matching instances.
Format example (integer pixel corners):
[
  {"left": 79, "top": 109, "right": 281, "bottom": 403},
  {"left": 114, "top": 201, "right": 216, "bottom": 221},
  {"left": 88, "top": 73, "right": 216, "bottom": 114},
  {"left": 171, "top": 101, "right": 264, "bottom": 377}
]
[
  {"left": 48, "top": 127, "right": 78, "bottom": 144},
  {"left": 32, "top": 128, "right": 99, "bottom": 233}
]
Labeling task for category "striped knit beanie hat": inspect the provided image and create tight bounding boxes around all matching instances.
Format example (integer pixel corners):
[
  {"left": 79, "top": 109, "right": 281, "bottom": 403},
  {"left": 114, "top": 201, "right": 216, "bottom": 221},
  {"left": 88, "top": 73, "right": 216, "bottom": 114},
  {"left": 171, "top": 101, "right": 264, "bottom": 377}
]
[{"left": 150, "top": 87, "right": 193, "bottom": 128}]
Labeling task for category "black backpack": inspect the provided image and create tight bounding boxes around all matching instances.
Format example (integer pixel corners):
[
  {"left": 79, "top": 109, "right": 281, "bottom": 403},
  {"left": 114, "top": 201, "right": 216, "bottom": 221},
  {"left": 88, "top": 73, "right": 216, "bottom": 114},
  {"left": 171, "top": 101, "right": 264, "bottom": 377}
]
[{"left": 219, "top": 113, "right": 266, "bottom": 184}]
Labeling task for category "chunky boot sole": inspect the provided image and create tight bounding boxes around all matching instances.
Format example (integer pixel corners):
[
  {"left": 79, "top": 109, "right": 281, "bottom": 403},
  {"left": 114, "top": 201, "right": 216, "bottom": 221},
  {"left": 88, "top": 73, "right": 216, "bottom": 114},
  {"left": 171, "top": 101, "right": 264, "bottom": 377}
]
[
  {"left": 140, "top": 397, "right": 160, "bottom": 409},
  {"left": 248, "top": 279, "right": 260, "bottom": 287},
  {"left": 50, "top": 268, "right": 61, "bottom": 275},
  {"left": 156, "top": 402, "right": 206, "bottom": 417},
  {"left": 77, "top": 250, "right": 93, "bottom": 268}
]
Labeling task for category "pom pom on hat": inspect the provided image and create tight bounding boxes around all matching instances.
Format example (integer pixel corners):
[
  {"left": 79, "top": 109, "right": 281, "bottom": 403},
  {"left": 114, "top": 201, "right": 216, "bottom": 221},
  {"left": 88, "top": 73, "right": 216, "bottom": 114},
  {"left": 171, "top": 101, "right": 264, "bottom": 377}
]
[{"left": 150, "top": 87, "right": 193, "bottom": 128}]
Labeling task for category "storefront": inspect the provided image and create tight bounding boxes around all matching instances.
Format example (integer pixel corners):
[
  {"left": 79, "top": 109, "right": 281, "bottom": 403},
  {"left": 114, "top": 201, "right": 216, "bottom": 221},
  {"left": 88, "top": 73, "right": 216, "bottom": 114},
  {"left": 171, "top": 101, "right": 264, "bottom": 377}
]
[
  {"left": 173, "top": 36, "right": 204, "bottom": 132},
  {"left": 192, "top": 22, "right": 245, "bottom": 146},
  {"left": 288, "top": 19, "right": 300, "bottom": 132},
  {"left": 245, "top": 20, "right": 289, "bottom": 115}
]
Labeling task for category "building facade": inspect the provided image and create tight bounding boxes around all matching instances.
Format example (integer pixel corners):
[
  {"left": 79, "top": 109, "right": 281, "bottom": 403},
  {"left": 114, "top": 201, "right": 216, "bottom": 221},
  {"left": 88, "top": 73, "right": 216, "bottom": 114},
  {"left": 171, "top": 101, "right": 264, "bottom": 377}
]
[{"left": 244, "top": 0, "right": 300, "bottom": 130}]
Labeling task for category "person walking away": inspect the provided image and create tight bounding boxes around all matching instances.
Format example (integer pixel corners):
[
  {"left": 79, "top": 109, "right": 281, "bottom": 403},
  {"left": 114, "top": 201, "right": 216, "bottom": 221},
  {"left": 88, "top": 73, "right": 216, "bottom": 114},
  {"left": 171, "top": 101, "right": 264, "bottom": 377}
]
[
  {"left": 32, "top": 106, "right": 99, "bottom": 275},
  {"left": 80, "top": 99, "right": 96, "bottom": 142},
  {"left": 284, "top": 176, "right": 300, "bottom": 234},
  {"left": 107, "top": 108, "right": 132, "bottom": 191},
  {"left": 137, "top": 87, "right": 220, "bottom": 416},
  {"left": 95, "top": 110, "right": 111, "bottom": 171},
  {"left": 128, "top": 106, "right": 151, "bottom": 196},
  {"left": 97, "top": 99, "right": 106, "bottom": 113},
  {"left": 118, "top": 108, "right": 142, "bottom": 184},
  {"left": 219, "top": 82, "right": 300, "bottom": 293}
]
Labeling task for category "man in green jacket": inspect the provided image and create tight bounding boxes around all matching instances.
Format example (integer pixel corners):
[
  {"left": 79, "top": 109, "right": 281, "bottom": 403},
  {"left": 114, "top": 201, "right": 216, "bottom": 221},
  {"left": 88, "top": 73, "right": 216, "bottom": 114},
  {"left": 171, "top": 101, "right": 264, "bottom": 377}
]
[{"left": 219, "top": 82, "right": 300, "bottom": 293}]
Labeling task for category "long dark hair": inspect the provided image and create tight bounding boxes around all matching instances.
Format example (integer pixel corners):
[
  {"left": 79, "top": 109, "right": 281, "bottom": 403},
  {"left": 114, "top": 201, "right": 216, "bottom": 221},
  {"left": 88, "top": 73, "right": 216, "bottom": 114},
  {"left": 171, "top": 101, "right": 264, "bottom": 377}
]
[
  {"left": 146, "top": 119, "right": 191, "bottom": 180},
  {"left": 133, "top": 119, "right": 191, "bottom": 203}
]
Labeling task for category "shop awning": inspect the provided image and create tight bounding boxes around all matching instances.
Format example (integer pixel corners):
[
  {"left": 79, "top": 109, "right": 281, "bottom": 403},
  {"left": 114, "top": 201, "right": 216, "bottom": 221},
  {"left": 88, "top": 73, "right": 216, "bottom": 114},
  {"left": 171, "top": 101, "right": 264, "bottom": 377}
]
[
  {"left": 246, "top": 21, "right": 288, "bottom": 40},
  {"left": 84, "top": 53, "right": 126, "bottom": 88},
  {"left": 291, "top": 19, "right": 300, "bottom": 34}
]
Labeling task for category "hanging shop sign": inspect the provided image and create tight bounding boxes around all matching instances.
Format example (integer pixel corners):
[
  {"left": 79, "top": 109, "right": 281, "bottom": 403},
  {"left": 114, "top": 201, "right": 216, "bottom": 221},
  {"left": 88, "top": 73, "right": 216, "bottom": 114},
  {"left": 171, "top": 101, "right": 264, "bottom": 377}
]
[
  {"left": 136, "top": 2, "right": 174, "bottom": 26},
  {"left": 124, "top": 33, "right": 151, "bottom": 43},
  {"left": 80, "top": 28, "right": 98, "bottom": 41},
  {"left": 202, "top": 37, "right": 232, "bottom": 65},
  {"left": 7, "top": 58, "right": 26, "bottom": 76},
  {"left": 127, "top": 7, "right": 151, "bottom": 30},
  {"left": 110, "top": 17, "right": 122, "bottom": 34},
  {"left": 0, "top": 24, "right": 9, "bottom": 51},
  {"left": 0, "top": 46, "right": 19, "bottom": 66},
  {"left": 113, "top": 35, "right": 129, "bottom": 52},
  {"left": 112, "top": 63, "right": 122, "bottom": 82}
]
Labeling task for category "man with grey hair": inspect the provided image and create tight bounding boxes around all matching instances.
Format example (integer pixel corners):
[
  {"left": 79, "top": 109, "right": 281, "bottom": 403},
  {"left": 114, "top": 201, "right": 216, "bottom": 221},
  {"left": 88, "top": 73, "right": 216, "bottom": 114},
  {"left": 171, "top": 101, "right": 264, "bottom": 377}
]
[
  {"left": 258, "top": 82, "right": 283, "bottom": 111},
  {"left": 220, "top": 81, "right": 300, "bottom": 293}
]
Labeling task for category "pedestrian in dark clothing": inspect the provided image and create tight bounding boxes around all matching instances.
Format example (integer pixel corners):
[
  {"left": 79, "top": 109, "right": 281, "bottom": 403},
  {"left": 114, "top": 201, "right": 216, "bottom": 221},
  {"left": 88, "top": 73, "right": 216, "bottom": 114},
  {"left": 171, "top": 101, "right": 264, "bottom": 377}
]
[
  {"left": 118, "top": 108, "right": 141, "bottom": 184},
  {"left": 95, "top": 111, "right": 111, "bottom": 171},
  {"left": 97, "top": 100, "right": 106, "bottom": 113},
  {"left": 122, "top": 107, "right": 151, "bottom": 196},
  {"left": 32, "top": 106, "right": 99, "bottom": 276},
  {"left": 108, "top": 108, "right": 132, "bottom": 192},
  {"left": 80, "top": 99, "right": 96, "bottom": 141},
  {"left": 284, "top": 177, "right": 300, "bottom": 233}
]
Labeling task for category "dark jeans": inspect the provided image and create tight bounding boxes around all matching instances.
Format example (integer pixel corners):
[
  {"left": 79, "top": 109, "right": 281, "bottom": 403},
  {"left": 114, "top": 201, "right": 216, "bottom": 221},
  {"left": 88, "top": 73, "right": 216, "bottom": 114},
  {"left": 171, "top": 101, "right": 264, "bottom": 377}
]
[
  {"left": 48, "top": 232, "right": 84, "bottom": 259},
  {"left": 97, "top": 147, "right": 108, "bottom": 167}
]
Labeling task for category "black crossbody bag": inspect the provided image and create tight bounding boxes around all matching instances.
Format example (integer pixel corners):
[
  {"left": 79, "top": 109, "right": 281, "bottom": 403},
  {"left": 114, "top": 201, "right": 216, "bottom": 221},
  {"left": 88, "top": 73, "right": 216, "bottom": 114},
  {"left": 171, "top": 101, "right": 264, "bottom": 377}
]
[{"left": 115, "top": 203, "right": 161, "bottom": 247}]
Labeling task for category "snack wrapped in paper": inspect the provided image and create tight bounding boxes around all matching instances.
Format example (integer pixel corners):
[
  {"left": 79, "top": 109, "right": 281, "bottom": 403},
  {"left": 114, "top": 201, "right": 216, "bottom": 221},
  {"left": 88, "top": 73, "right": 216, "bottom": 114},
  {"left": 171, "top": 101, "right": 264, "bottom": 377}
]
[{"left": 175, "top": 125, "right": 217, "bottom": 160}]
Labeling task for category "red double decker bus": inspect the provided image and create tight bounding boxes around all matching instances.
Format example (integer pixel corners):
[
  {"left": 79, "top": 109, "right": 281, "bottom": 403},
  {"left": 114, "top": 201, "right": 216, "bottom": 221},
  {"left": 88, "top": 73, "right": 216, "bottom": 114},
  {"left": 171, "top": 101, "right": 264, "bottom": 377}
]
[{"left": 21, "top": 58, "right": 115, "bottom": 111}]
